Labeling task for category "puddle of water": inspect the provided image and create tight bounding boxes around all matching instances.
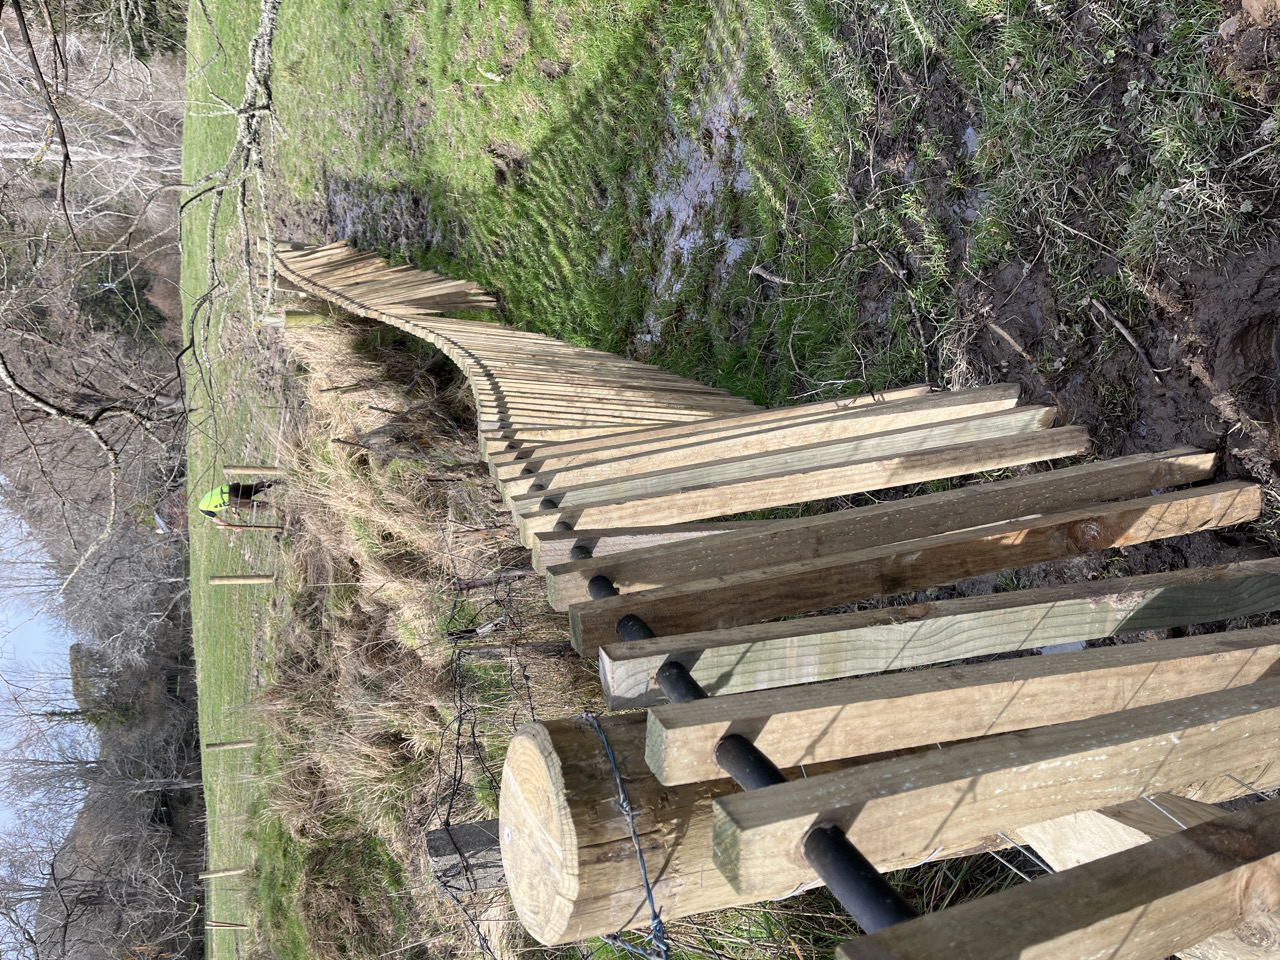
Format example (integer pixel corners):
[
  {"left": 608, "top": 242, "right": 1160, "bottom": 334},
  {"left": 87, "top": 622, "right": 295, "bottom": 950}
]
[
  {"left": 326, "top": 179, "right": 443, "bottom": 253},
  {"left": 626, "top": 32, "right": 755, "bottom": 347}
]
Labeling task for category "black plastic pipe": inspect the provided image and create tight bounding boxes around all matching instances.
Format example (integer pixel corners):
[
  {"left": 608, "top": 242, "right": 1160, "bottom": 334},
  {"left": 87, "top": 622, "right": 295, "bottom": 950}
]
[{"left": 804, "top": 826, "right": 919, "bottom": 932}]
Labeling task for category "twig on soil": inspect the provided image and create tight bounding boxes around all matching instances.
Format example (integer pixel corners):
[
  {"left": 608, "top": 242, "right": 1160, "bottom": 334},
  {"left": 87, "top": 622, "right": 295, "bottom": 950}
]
[
  {"left": 1090, "top": 298, "right": 1167, "bottom": 384},
  {"left": 749, "top": 264, "right": 795, "bottom": 286},
  {"left": 986, "top": 320, "right": 1037, "bottom": 365},
  {"left": 456, "top": 569, "right": 535, "bottom": 592}
]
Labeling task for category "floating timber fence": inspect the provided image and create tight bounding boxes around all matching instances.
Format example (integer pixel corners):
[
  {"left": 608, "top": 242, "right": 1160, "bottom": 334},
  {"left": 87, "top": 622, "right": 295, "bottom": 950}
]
[{"left": 276, "top": 240, "right": 1280, "bottom": 960}]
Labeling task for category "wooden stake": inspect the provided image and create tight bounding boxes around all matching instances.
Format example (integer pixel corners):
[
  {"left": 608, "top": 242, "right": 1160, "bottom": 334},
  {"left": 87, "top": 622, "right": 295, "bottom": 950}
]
[
  {"left": 645, "top": 624, "right": 1280, "bottom": 785},
  {"left": 222, "top": 464, "right": 284, "bottom": 477},
  {"left": 600, "top": 558, "right": 1280, "bottom": 708},
  {"left": 208, "top": 575, "right": 274, "bottom": 586},
  {"left": 204, "top": 740, "right": 256, "bottom": 752},
  {"left": 199, "top": 867, "right": 250, "bottom": 880},
  {"left": 711, "top": 677, "right": 1280, "bottom": 900},
  {"left": 837, "top": 797, "right": 1280, "bottom": 960},
  {"left": 569, "top": 481, "right": 1261, "bottom": 654}
]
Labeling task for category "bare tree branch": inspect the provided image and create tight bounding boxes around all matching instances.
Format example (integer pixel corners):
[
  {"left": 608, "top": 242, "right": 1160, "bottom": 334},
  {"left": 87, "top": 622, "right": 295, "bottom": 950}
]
[
  {"left": 2, "top": 0, "right": 81, "bottom": 249},
  {"left": 0, "top": 349, "right": 119, "bottom": 634}
]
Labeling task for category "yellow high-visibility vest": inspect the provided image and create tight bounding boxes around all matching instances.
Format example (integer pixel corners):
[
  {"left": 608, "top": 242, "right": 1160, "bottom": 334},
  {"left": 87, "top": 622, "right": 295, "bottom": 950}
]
[{"left": 198, "top": 486, "right": 231, "bottom": 517}]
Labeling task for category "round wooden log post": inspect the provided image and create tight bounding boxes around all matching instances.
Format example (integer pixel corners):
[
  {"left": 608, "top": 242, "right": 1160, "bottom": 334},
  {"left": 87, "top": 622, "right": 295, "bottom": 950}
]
[{"left": 499, "top": 713, "right": 750, "bottom": 944}]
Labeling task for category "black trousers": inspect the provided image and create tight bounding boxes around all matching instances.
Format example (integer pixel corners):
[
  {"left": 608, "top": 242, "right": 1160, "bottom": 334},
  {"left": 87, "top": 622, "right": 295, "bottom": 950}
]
[{"left": 226, "top": 481, "right": 272, "bottom": 508}]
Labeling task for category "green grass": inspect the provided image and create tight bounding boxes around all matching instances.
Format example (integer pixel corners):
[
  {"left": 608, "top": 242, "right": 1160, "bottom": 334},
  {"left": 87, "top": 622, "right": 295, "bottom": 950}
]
[
  {"left": 256, "top": 0, "right": 1276, "bottom": 414},
  {"left": 182, "top": 0, "right": 302, "bottom": 945},
  {"left": 252, "top": 815, "right": 311, "bottom": 960}
]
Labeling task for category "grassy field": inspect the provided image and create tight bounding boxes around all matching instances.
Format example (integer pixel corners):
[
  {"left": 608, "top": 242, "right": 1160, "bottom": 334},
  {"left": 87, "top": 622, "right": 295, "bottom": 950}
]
[
  {"left": 182, "top": 0, "right": 1279, "bottom": 958},
  {"left": 181, "top": 0, "right": 299, "bottom": 948}
]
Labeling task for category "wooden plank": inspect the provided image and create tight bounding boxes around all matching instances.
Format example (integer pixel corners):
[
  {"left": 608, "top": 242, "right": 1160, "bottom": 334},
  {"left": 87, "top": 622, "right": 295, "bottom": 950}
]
[
  {"left": 522, "top": 425, "right": 1091, "bottom": 546},
  {"left": 486, "top": 386, "right": 932, "bottom": 467},
  {"left": 571, "top": 481, "right": 1261, "bottom": 655},
  {"left": 531, "top": 522, "right": 764, "bottom": 572},
  {"left": 551, "top": 447, "right": 1216, "bottom": 609},
  {"left": 466, "top": 383, "right": 748, "bottom": 408},
  {"left": 222, "top": 463, "right": 284, "bottom": 477},
  {"left": 645, "top": 624, "right": 1280, "bottom": 784},
  {"left": 478, "top": 405, "right": 708, "bottom": 427},
  {"left": 511, "top": 405, "right": 1058, "bottom": 515},
  {"left": 600, "top": 558, "right": 1280, "bottom": 708},
  {"left": 710, "top": 677, "right": 1280, "bottom": 900},
  {"left": 458, "top": 368, "right": 738, "bottom": 395},
  {"left": 836, "top": 797, "right": 1280, "bottom": 960},
  {"left": 476, "top": 394, "right": 747, "bottom": 419},
  {"left": 479, "top": 424, "right": 654, "bottom": 459},
  {"left": 494, "top": 385, "right": 1017, "bottom": 487},
  {"left": 499, "top": 385, "right": 1024, "bottom": 498},
  {"left": 1014, "top": 796, "right": 1280, "bottom": 959},
  {"left": 1015, "top": 793, "right": 1225, "bottom": 871}
]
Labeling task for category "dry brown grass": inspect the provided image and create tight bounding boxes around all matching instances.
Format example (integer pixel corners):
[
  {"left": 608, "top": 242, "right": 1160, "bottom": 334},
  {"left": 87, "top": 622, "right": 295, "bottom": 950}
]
[{"left": 249, "top": 315, "right": 601, "bottom": 960}]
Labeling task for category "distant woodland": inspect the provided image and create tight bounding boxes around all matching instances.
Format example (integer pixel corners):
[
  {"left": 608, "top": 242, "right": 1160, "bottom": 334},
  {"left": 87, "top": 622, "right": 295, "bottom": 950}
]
[{"left": 0, "top": 0, "right": 201, "bottom": 957}]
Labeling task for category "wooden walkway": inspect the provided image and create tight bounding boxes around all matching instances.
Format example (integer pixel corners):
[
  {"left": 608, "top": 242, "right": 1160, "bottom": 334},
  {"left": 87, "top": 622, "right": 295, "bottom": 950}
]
[{"left": 276, "top": 242, "right": 1280, "bottom": 960}]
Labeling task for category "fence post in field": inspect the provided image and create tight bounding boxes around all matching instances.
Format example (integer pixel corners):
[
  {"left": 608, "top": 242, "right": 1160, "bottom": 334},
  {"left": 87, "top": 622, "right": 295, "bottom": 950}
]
[
  {"left": 198, "top": 867, "right": 249, "bottom": 881},
  {"left": 204, "top": 740, "right": 256, "bottom": 752},
  {"left": 426, "top": 820, "right": 506, "bottom": 894},
  {"left": 222, "top": 464, "right": 284, "bottom": 477},
  {"left": 260, "top": 309, "right": 331, "bottom": 329}
]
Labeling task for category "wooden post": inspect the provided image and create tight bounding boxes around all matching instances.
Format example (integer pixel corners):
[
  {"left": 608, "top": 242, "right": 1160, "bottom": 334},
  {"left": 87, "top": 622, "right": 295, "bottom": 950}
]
[
  {"left": 198, "top": 867, "right": 249, "bottom": 880},
  {"left": 204, "top": 740, "right": 255, "bottom": 752},
  {"left": 222, "top": 464, "right": 284, "bottom": 477},
  {"left": 216, "top": 522, "right": 284, "bottom": 532},
  {"left": 208, "top": 575, "right": 273, "bottom": 586},
  {"left": 497, "top": 713, "right": 931, "bottom": 945},
  {"left": 261, "top": 309, "right": 330, "bottom": 328},
  {"left": 426, "top": 820, "right": 505, "bottom": 894}
]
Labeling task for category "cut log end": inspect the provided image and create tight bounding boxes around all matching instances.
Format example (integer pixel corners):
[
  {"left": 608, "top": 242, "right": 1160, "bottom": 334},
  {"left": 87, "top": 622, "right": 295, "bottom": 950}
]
[{"left": 499, "top": 722, "right": 578, "bottom": 945}]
